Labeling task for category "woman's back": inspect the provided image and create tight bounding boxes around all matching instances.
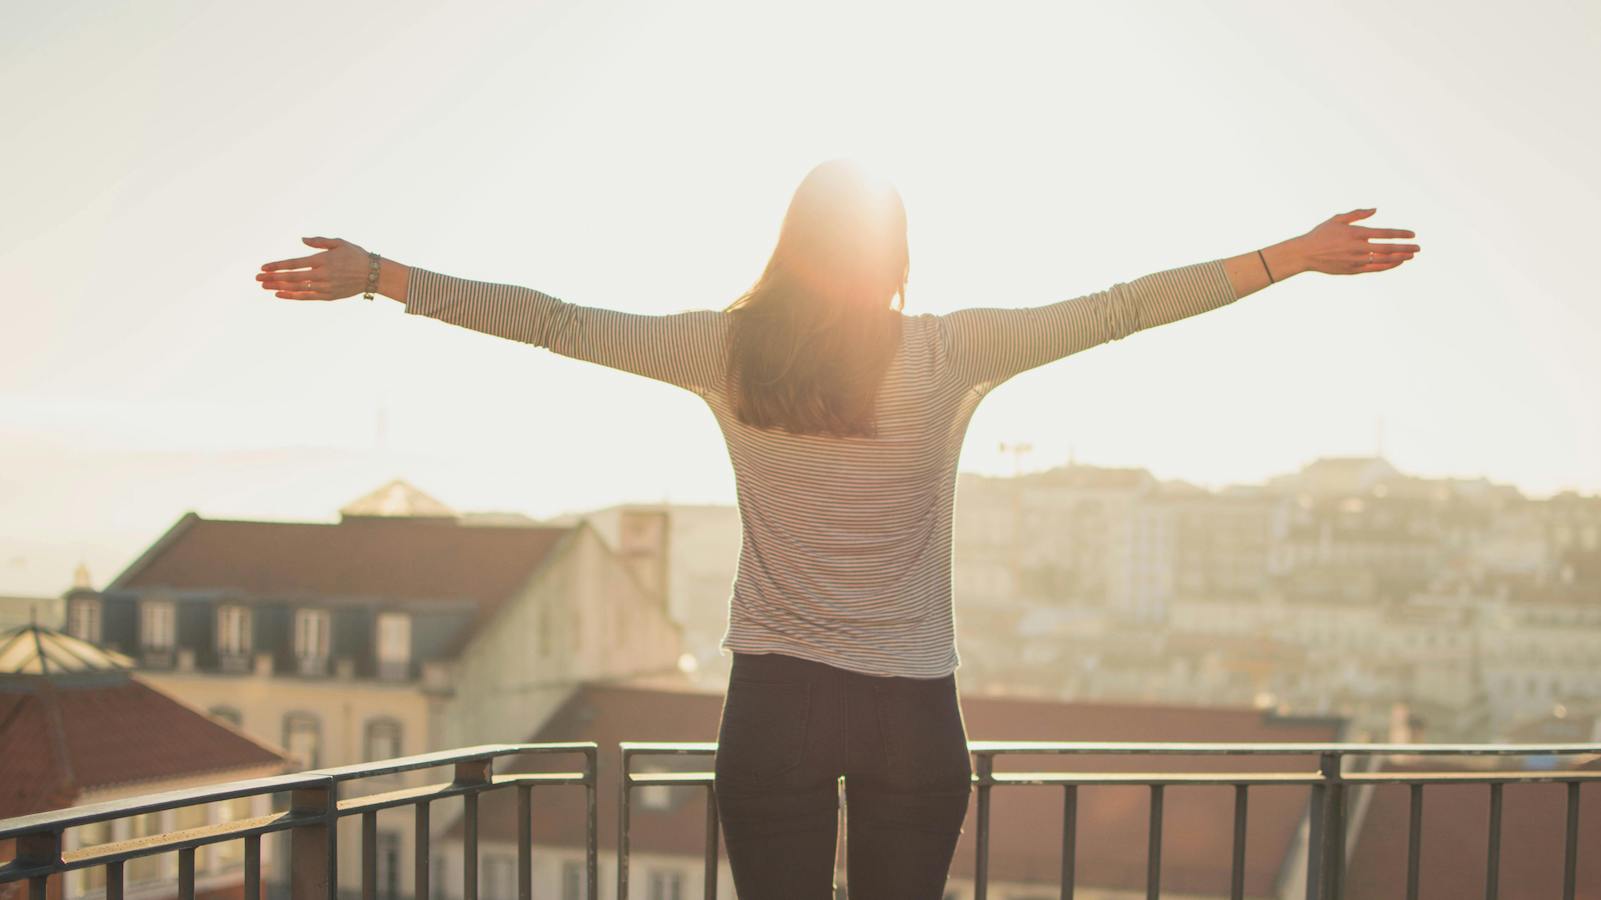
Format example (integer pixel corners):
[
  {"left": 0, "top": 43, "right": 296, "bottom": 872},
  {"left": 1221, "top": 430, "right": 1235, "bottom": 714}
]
[
  {"left": 399, "top": 257, "right": 1240, "bottom": 678},
  {"left": 711, "top": 311, "right": 978, "bottom": 677}
]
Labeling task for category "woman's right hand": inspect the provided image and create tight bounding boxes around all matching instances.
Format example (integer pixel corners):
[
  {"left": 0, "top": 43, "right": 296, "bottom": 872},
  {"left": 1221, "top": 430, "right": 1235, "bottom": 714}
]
[{"left": 1293, "top": 209, "right": 1420, "bottom": 275}]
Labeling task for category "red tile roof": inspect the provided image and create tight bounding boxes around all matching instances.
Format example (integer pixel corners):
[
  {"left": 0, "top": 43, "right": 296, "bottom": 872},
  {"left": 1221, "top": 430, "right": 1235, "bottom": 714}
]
[
  {"left": 1344, "top": 758, "right": 1601, "bottom": 900},
  {"left": 110, "top": 512, "right": 570, "bottom": 608},
  {"left": 0, "top": 675, "right": 288, "bottom": 819},
  {"left": 453, "top": 683, "right": 1340, "bottom": 895}
]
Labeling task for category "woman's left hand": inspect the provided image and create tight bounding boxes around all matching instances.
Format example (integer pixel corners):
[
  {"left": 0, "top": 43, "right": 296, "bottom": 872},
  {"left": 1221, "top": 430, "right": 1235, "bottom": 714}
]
[{"left": 257, "top": 236, "right": 371, "bottom": 301}]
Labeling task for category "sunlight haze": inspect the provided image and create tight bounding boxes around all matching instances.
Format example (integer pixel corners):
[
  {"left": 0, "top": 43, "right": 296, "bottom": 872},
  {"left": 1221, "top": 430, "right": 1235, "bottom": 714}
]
[{"left": 2, "top": 0, "right": 1598, "bottom": 595}]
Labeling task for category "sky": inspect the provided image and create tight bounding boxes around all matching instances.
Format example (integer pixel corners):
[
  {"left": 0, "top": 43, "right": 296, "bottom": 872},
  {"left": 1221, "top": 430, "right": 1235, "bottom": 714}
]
[{"left": 2, "top": 0, "right": 1598, "bottom": 597}]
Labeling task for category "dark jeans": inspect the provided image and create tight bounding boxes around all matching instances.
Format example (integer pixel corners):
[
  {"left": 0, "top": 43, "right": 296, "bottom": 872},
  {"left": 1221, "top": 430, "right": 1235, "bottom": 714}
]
[{"left": 713, "top": 651, "right": 973, "bottom": 899}]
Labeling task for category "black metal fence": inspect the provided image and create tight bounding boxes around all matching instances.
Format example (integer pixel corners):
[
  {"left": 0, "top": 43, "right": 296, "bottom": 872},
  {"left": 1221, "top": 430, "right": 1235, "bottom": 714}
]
[
  {"left": 0, "top": 743, "right": 597, "bottom": 900},
  {"left": 619, "top": 741, "right": 1600, "bottom": 900},
  {"left": 3, "top": 740, "right": 1596, "bottom": 899}
]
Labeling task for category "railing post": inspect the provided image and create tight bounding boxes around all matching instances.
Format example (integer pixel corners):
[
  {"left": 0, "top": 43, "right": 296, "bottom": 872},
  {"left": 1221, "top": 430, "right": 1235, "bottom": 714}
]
[
  {"left": 1305, "top": 771, "right": 1326, "bottom": 900},
  {"left": 1146, "top": 784, "right": 1164, "bottom": 900},
  {"left": 1322, "top": 752, "right": 1344, "bottom": 900},
  {"left": 413, "top": 801, "right": 430, "bottom": 900},
  {"left": 1563, "top": 781, "right": 1580, "bottom": 900},
  {"left": 361, "top": 810, "right": 377, "bottom": 900},
  {"left": 288, "top": 784, "right": 335, "bottom": 900},
  {"left": 1061, "top": 784, "right": 1077, "bottom": 900},
  {"left": 618, "top": 747, "right": 633, "bottom": 900},
  {"left": 178, "top": 847, "right": 196, "bottom": 899},
  {"left": 1230, "top": 784, "right": 1249, "bottom": 900},
  {"left": 455, "top": 759, "right": 492, "bottom": 900},
  {"left": 244, "top": 836, "right": 260, "bottom": 900},
  {"left": 704, "top": 785, "right": 720, "bottom": 900},
  {"left": 974, "top": 753, "right": 993, "bottom": 900},
  {"left": 106, "top": 860, "right": 125, "bottom": 900},
  {"left": 17, "top": 830, "right": 58, "bottom": 900},
  {"left": 518, "top": 785, "right": 533, "bottom": 900},
  {"left": 587, "top": 746, "right": 600, "bottom": 900}
]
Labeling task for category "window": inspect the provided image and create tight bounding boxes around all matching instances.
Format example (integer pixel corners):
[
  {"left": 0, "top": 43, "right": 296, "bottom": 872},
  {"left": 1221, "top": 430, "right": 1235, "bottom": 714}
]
[
  {"left": 68, "top": 598, "right": 102, "bottom": 644},
  {"left": 365, "top": 717, "right": 403, "bottom": 762},
  {"left": 140, "top": 599, "right": 175, "bottom": 650},
  {"left": 433, "top": 857, "right": 450, "bottom": 900},
  {"left": 376, "top": 831, "right": 402, "bottom": 900},
  {"left": 376, "top": 611, "right": 411, "bottom": 679},
  {"left": 561, "top": 860, "right": 584, "bottom": 900},
  {"left": 483, "top": 854, "right": 516, "bottom": 899},
  {"left": 637, "top": 764, "right": 673, "bottom": 811},
  {"left": 217, "top": 605, "right": 252, "bottom": 656},
  {"left": 646, "top": 869, "right": 683, "bottom": 900},
  {"left": 74, "top": 819, "right": 112, "bottom": 891},
  {"left": 209, "top": 705, "right": 243, "bottom": 728},
  {"left": 293, "top": 608, "right": 331, "bottom": 674},
  {"left": 126, "top": 812, "right": 163, "bottom": 882},
  {"left": 283, "top": 712, "right": 321, "bottom": 769},
  {"left": 212, "top": 797, "right": 253, "bottom": 869}
]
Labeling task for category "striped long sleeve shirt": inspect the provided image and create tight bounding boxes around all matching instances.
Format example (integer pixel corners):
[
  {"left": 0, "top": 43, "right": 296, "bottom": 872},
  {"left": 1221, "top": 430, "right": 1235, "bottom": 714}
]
[{"left": 403, "top": 259, "right": 1240, "bottom": 678}]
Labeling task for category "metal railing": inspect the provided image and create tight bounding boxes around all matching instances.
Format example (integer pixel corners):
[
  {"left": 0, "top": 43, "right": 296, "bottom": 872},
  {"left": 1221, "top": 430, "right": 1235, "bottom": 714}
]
[
  {"left": 0, "top": 742, "right": 597, "bottom": 900},
  {"left": 4, "top": 739, "right": 1595, "bottom": 899},
  {"left": 619, "top": 741, "right": 1601, "bottom": 900}
]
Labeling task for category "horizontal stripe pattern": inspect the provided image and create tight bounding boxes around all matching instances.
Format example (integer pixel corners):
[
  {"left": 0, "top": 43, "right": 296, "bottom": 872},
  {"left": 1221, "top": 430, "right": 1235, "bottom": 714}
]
[{"left": 404, "top": 259, "right": 1238, "bottom": 678}]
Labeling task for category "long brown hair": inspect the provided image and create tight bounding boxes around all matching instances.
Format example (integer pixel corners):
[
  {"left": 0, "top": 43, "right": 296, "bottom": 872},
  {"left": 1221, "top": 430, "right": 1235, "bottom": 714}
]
[{"left": 723, "top": 159, "right": 909, "bottom": 438}]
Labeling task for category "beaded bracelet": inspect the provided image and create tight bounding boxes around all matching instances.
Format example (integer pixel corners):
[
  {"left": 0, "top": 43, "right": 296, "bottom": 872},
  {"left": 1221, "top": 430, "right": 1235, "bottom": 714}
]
[{"left": 363, "top": 252, "right": 382, "bottom": 300}]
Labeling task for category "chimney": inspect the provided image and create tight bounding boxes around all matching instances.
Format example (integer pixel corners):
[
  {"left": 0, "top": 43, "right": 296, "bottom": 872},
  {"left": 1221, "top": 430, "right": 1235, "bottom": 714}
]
[
  {"left": 617, "top": 507, "right": 670, "bottom": 604},
  {"left": 1387, "top": 701, "right": 1413, "bottom": 744}
]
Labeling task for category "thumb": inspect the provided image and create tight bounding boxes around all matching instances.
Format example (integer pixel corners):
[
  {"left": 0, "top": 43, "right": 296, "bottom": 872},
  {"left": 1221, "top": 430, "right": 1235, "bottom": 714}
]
[
  {"left": 1335, "top": 208, "right": 1377, "bottom": 224},
  {"left": 301, "top": 236, "right": 341, "bottom": 248}
]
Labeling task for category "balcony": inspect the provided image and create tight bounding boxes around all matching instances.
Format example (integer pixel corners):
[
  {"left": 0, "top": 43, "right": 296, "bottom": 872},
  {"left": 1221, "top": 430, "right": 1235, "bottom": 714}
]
[{"left": 0, "top": 742, "right": 1596, "bottom": 900}]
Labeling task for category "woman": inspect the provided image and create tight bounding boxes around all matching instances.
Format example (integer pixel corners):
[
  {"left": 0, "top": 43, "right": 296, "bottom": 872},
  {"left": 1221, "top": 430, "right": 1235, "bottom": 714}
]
[{"left": 257, "top": 159, "right": 1418, "bottom": 898}]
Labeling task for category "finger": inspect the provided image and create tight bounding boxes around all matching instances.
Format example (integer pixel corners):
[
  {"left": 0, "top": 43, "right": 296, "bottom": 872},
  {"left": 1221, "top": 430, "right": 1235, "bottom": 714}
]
[
  {"left": 261, "top": 253, "right": 327, "bottom": 271},
  {"left": 257, "top": 271, "right": 332, "bottom": 283},
  {"left": 258, "top": 275, "right": 332, "bottom": 288},
  {"left": 273, "top": 289, "right": 336, "bottom": 301},
  {"left": 301, "top": 236, "right": 345, "bottom": 249},
  {"left": 1356, "top": 258, "right": 1408, "bottom": 273},
  {"left": 1352, "top": 226, "right": 1415, "bottom": 239},
  {"left": 1360, "top": 244, "right": 1420, "bottom": 256}
]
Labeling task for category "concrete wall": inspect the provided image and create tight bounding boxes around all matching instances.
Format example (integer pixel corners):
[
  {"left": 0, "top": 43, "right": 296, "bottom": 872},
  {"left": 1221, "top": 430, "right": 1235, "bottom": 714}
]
[{"left": 440, "top": 525, "right": 686, "bottom": 749}]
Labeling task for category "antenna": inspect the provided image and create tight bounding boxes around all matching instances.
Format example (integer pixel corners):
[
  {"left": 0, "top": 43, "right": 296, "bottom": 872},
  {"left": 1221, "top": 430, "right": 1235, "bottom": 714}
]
[{"left": 998, "top": 441, "right": 1033, "bottom": 478}]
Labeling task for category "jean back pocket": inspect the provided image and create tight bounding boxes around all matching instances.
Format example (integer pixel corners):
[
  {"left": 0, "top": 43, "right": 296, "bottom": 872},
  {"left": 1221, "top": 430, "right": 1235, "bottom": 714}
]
[{"left": 714, "top": 677, "right": 812, "bottom": 785}]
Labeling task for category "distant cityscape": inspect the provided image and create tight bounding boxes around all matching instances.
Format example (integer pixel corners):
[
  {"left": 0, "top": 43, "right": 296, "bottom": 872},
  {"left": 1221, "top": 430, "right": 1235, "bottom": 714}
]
[{"left": 1, "top": 454, "right": 1598, "bottom": 897}]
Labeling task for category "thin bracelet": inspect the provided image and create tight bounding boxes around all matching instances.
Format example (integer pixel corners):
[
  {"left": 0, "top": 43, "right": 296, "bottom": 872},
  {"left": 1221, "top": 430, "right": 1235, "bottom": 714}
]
[
  {"left": 363, "top": 252, "right": 382, "bottom": 300},
  {"left": 1256, "top": 248, "right": 1276, "bottom": 284}
]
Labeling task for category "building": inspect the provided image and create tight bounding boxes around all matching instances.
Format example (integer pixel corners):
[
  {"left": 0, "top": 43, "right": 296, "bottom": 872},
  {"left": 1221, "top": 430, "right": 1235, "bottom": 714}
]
[
  {"left": 59, "top": 479, "right": 687, "bottom": 898},
  {"left": 0, "top": 623, "right": 288, "bottom": 900},
  {"left": 0, "top": 594, "right": 65, "bottom": 635},
  {"left": 557, "top": 502, "right": 742, "bottom": 688}
]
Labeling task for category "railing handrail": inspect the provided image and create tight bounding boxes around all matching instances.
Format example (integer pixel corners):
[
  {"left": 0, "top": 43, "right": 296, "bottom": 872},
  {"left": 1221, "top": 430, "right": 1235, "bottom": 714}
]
[
  {"left": 618, "top": 738, "right": 1601, "bottom": 757},
  {"left": 0, "top": 742, "right": 603, "bottom": 840},
  {"left": 0, "top": 772, "right": 331, "bottom": 840},
  {"left": 304, "top": 741, "right": 596, "bottom": 781},
  {"left": 964, "top": 740, "right": 1601, "bottom": 756}
]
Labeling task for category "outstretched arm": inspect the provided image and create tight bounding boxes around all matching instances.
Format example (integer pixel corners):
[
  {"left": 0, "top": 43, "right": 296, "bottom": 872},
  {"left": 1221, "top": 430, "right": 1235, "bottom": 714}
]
[
  {"left": 258, "top": 239, "right": 728, "bottom": 397},
  {"left": 936, "top": 208, "right": 1419, "bottom": 394}
]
